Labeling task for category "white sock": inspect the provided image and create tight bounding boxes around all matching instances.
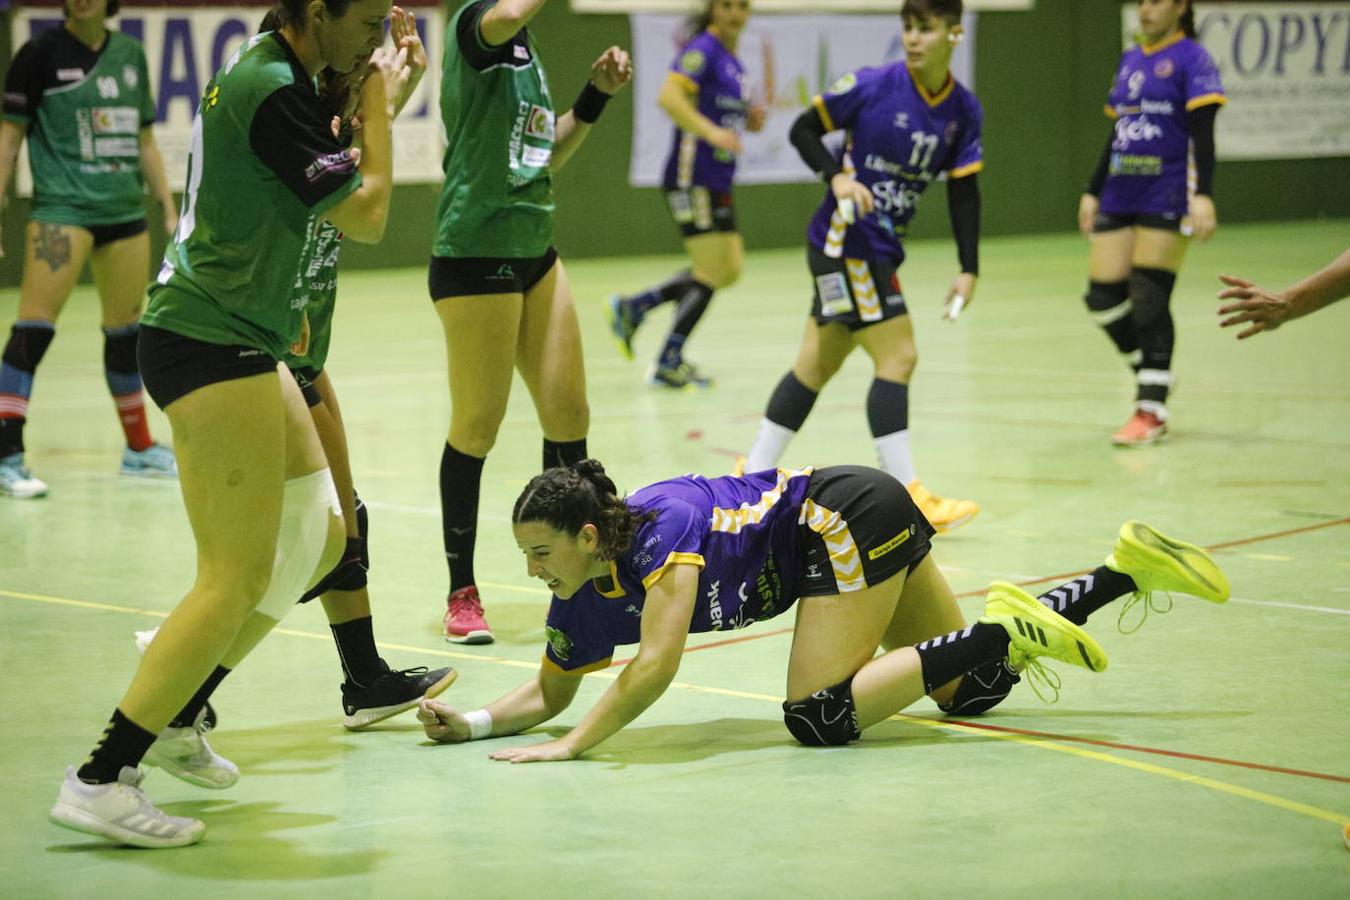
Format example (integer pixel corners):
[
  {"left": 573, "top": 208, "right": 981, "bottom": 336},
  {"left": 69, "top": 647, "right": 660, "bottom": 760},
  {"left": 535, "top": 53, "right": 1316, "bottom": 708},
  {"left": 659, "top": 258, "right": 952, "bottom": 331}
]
[
  {"left": 873, "top": 430, "right": 915, "bottom": 485},
  {"left": 746, "top": 419, "right": 797, "bottom": 472}
]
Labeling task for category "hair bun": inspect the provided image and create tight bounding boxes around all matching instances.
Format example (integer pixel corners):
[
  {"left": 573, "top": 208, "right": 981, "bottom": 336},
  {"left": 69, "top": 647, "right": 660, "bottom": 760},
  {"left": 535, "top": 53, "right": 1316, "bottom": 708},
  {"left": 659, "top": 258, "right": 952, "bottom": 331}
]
[{"left": 571, "top": 458, "right": 617, "bottom": 496}]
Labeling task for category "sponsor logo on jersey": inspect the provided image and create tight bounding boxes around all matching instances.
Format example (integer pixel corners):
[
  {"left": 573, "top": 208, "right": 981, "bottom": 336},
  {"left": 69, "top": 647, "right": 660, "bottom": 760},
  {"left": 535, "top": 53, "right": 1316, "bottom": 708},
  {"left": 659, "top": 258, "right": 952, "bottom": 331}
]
[
  {"left": 868, "top": 527, "right": 912, "bottom": 561},
  {"left": 828, "top": 72, "right": 857, "bottom": 94},
  {"left": 203, "top": 85, "right": 220, "bottom": 110},
  {"left": 305, "top": 150, "right": 354, "bottom": 182},
  {"left": 706, "top": 580, "right": 723, "bottom": 630},
  {"left": 123, "top": 65, "right": 139, "bottom": 89},
  {"left": 893, "top": 112, "right": 909, "bottom": 129},
  {"left": 526, "top": 105, "right": 554, "bottom": 140},
  {"left": 92, "top": 107, "right": 139, "bottom": 134},
  {"left": 1154, "top": 58, "right": 1175, "bottom": 79},
  {"left": 1113, "top": 114, "right": 1164, "bottom": 147},
  {"left": 56, "top": 67, "right": 85, "bottom": 82},
  {"left": 679, "top": 49, "right": 706, "bottom": 76},
  {"left": 545, "top": 625, "right": 573, "bottom": 661},
  {"left": 514, "top": 43, "right": 530, "bottom": 61}
]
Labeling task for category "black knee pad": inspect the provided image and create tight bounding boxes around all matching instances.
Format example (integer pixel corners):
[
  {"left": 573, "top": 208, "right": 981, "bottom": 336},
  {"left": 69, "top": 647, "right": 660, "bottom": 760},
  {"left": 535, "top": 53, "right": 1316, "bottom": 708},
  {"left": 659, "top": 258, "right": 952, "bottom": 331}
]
[
  {"left": 297, "top": 536, "right": 368, "bottom": 603},
  {"left": 4, "top": 323, "right": 56, "bottom": 372},
  {"left": 1127, "top": 268, "right": 1177, "bottom": 328},
  {"left": 783, "top": 676, "right": 862, "bottom": 746},
  {"left": 353, "top": 493, "right": 369, "bottom": 569},
  {"left": 102, "top": 324, "right": 140, "bottom": 374},
  {"left": 937, "top": 659, "right": 1019, "bottom": 717},
  {"left": 1084, "top": 280, "right": 1130, "bottom": 316}
]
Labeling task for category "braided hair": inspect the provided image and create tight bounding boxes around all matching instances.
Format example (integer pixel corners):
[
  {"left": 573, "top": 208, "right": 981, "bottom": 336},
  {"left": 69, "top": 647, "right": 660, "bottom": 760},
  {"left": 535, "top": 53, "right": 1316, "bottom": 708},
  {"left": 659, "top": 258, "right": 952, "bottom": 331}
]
[{"left": 512, "top": 460, "right": 652, "bottom": 560}]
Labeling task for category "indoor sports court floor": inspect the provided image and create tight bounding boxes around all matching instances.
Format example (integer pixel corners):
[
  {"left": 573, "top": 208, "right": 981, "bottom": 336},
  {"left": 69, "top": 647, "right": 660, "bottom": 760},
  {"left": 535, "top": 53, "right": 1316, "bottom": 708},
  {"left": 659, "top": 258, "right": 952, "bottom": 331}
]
[{"left": 2, "top": 219, "right": 1347, "bottom": 896}]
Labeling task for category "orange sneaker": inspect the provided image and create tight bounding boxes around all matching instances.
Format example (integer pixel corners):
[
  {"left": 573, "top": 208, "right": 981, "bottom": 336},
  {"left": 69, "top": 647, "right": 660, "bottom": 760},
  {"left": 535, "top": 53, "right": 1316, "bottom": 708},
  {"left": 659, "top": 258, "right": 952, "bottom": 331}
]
[
  {"left": 907, "top": 480, "right": 980, "bottom": 533},
  {"left": 1111, "top": 410, "right": 1168, "bottom": 446},
  {"left": 443, "top": 586, "right": 493, "bottom": 644}
]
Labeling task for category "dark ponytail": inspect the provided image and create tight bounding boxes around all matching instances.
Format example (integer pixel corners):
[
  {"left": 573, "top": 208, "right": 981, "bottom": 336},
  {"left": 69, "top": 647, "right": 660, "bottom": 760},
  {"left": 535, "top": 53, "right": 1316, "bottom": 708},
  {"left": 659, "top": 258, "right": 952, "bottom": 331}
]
[
  {"left": 513, "top": 460, "right": 651, "bottom": 560},
  {"left": 689, "top": 0, "right": 714, "bottom": 35},
  {"left": 1180, "top": 3, "right": 1197, "bottom": 39}
]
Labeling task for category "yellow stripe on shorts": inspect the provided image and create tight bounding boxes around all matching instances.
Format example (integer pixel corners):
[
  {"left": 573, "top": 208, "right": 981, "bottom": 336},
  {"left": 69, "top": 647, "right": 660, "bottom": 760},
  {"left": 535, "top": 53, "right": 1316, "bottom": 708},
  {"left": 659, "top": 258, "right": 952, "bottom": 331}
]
[{"left": 799, "top": 499, "right": 866, "bottom": 592}]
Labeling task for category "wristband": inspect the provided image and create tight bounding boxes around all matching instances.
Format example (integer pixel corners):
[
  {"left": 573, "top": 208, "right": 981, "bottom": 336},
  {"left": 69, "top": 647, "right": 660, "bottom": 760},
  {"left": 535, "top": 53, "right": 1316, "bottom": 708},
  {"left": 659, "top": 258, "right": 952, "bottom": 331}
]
[
  {"left": 572, "top": 82, "right": 611, "bottom": 124},
  {"left": 465, "top": 708, "right": 493, "bottom": 740}
]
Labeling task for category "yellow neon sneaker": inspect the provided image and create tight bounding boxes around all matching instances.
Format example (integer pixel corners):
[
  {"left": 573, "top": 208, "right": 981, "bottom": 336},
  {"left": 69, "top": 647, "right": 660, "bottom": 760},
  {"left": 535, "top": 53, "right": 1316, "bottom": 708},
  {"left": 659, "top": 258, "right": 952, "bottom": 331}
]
[
  {"left": 907, "top": 480, "right": 980, "bottom": 533},
  {"left": 1106, "top": 521, "right": 1230, "bottom": 632},
  {"left": 980, "top": 581, "right": 1108, "bottom": 702}
]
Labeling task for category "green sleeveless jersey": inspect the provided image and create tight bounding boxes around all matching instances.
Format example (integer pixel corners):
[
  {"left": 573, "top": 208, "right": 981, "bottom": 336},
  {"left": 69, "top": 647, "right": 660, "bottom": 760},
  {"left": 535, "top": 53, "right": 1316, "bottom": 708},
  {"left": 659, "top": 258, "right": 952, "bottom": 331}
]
[
  {"left": 2, "top": 27, "right": 156, "bottom": 226},
  {"left": 433, "top": 0, "right": 555, "bottom": 259},
  {"left": 142, "top": 33, "right": 361, "bottom": 359}
]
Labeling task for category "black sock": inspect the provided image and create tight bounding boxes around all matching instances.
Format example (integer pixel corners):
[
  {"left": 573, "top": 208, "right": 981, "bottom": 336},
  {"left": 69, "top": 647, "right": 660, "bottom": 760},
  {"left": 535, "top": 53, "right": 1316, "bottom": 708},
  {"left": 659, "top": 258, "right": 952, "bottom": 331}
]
[
  {"left": 77, "top": 708, "right": 158, "bottom": 784},
  {"left": 626, "top": 270, "right": 696, "bottom": 320},
  {"left": 0, "top": 418, "right": 23, "bottom": 458},
  {"left": 1084, "top": 279, "right": 1139, "bottom": 363},
  {"left": 765, "top": 371, "right": 818, "bottom": 431},
  {"left": 913, "top": 622, "right": 1011, "bottom": 694},
  {"left": 441, "top": 442, "right": 484, "bottom": 592},
  {"left": 331, "top": 616, "right": 387, "bottom": 687},
  {"left": 669, "top": 279, "right": 715, "bottom": 340},
  {"left": 169, "top": 665, "right": 232, "bottom": 728},
  {"left": 865, "top": 378, "right": 908, "bottom": 437},
  {"left": 1037, "top": 566, "right": 1137, "bottom": 626},
  {"left": 543, "top": 438, "right": 587, "bottom": 471},
  {"left": 1129, "top": 268, "right": 1177, "bottom": 407}
]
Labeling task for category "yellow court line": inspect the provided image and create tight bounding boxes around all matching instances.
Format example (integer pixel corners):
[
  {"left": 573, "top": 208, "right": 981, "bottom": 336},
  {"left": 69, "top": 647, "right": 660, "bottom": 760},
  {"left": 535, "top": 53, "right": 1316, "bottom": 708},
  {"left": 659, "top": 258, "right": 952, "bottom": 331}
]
[{"left": 4, "top": 587, "right": 1347, "bottom": 828}]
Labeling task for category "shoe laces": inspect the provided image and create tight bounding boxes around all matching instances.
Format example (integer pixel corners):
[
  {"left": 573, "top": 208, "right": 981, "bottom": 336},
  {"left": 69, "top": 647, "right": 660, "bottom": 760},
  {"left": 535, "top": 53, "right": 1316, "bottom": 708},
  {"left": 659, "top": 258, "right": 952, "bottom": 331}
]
[
  {"left": 1117, "top": 590, "right": 1174, "bottom": 634},
  {"left": 1006, "top": 648, "right": 1062, "bottom": 704},
  {"left": 385, "top": 666, "right": 431, "bottom": 684},
  {"left": 449, "top": 588, "right": 482, "bottom": 615}
]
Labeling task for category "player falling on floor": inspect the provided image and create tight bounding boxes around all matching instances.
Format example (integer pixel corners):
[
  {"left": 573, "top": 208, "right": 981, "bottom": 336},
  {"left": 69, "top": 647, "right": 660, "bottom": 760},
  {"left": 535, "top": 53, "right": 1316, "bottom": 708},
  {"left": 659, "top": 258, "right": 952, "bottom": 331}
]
[
  {"left": 1077, "top": 0, "right": 1225, "bottom": 446},
  {"left": 741, "top": 0, "right": 981, "bottom": 532},
  {"left": 418, "top": 460, "right": 1230, "bottom": 760},
  {"left": 607, "top": 0, "right": 765, "bottom": 389}
]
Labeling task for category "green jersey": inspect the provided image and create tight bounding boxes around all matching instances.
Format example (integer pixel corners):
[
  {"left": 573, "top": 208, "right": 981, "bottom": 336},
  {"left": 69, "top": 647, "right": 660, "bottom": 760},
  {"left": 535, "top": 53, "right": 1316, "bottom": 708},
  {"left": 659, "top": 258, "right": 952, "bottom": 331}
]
[
  {"left": 2, "top": 26, "right": 156, "bottom": 226},
  {"left": 284, "top": 221, "right": 343, "bottom": 374},
  {"left": 434, "top": 0, "right": 555, "bottom": 259},
  {"left": 142, "top": 32, "right": 361, "bottom": 360}
]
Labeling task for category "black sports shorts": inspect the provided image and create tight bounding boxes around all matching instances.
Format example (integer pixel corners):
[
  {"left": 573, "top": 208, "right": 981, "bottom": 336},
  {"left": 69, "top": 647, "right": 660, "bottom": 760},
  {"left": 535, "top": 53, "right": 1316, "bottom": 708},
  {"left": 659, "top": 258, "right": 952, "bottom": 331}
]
[
  {"left": 807, "top": 244, "right": 909, "bottom": 331},
  {"left": 1093, "top": 211, "right": 1183, "bottom": 233},
  {"left": 797, "top": 465, "right": 935, "bottom": 597},
  {"left": 665, "top": 186, "right": 737, "bottom": 238},
  {"left": 428, "top": 247, "right": 559, "bottom": 300},
  {"left": 138, "top": 325, "right": 278, "bottom": 410}
]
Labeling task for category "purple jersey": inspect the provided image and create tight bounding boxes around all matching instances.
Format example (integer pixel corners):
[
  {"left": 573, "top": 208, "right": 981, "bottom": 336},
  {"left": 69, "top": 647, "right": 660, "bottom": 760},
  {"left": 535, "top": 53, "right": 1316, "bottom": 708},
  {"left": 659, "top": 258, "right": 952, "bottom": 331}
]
[
  {"left": 660, "top": 30, "right": 748, "bottom": 193},
  {"left": 542, "top": 468, "right": 814, "bottom": 673},
  {"left": 806, "top": 64, "right": 983, "bottom": 267},
  {"left": 1099, "top": 34, "right": 1226, "bottom": 218}
]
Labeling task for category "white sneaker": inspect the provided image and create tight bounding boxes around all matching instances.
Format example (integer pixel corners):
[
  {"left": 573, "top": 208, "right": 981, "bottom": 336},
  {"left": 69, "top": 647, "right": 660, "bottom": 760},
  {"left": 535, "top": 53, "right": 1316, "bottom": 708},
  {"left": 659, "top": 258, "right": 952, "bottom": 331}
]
[
  {"left": 145, "top": 708, "right": 239, "bottom": 789},
  {"left": 49, "top": 765, "right": 205, "bottom": 848},
  {"left": 0, "top": 452, "right": 48, "bottom": 498}
]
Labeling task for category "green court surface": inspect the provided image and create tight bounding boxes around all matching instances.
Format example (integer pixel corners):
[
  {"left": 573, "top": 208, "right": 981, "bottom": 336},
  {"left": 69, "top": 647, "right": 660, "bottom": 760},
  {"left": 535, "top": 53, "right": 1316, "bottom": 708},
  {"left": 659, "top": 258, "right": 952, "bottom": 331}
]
[{"left": 2, "top": 220, "right": 1347, "bottom": 896}]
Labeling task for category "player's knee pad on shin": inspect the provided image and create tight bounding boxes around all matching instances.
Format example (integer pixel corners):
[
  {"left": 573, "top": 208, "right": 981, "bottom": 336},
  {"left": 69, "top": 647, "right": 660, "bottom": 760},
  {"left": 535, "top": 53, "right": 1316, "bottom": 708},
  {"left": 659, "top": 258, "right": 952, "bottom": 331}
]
[
  {"left": 937, "top": 660, "right": 1019, "bottom": 717},
  {"left": 782, "top": 676, "right": 862, "bottom": 747},
  {"left": 102, "top": 324, "right": 140, "bottom": 373},
  {"left": 254, "top": 468, "right": 342, "bottom": 619},
  {"left": 1127, "top": 268, "right": 1177, "bottom": 328},
  {"left": 4, "top": 322, "right": 56, "bottom": 372},
  {"left": 1084, "top": 280, "right": 1130, "bottom": 324}
]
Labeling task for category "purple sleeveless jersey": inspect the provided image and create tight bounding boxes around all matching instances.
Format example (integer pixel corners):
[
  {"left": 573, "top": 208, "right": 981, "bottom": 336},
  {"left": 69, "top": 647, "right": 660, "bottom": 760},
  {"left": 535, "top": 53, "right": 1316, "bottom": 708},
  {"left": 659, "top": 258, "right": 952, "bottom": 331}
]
[
  {"left": 660, "top": 30, "right": 748, "bottom": 193},
  {"left": 542, "top": 468, "right": 814, "bottom": 673},
  {"left": 1099, "top": 34, "right": 1226, "bottom": 219},
  {"left": 805, "top": 63, "right": 983, "bottom": 267}
]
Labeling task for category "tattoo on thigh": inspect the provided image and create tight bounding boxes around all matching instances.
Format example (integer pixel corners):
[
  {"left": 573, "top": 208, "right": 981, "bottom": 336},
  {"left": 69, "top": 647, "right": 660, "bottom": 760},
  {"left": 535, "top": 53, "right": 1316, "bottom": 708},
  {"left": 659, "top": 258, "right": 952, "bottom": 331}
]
[{"left": 33, "top": 224, "right": 72, "bottom": 273}]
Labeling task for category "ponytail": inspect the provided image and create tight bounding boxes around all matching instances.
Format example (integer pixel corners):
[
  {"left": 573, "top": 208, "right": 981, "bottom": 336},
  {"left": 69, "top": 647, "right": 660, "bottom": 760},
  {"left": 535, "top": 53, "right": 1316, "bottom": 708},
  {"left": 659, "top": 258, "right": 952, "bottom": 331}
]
[{"left": 1180, "top": 4, "right": 1197, "bottom": 39}]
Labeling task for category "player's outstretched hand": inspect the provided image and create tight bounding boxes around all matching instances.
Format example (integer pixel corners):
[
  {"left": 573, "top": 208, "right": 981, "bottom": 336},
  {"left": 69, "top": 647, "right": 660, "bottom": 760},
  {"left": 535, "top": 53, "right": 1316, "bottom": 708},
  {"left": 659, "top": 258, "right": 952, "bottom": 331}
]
[
  {"left": 363, "top": 45, "right": 412, "bottom": 119},
  {"left": 418, "top": 698, "right": 472, "bottom": 744},
  {"left": 489, "top": 739, "right": 576, "bottom": 764},
  {"left": 1217, "top": 274, "right": 1291, "bottom": 339},
  {"left": 591, "top": 46, "right": 633, "bottom": 95}
]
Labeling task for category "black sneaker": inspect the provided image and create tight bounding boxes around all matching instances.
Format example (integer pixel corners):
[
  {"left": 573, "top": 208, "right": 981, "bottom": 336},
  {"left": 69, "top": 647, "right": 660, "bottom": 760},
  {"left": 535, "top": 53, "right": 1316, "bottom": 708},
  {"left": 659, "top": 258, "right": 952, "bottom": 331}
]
[{"left": 341, "top": 665, "right": 457, "bottom": 730}]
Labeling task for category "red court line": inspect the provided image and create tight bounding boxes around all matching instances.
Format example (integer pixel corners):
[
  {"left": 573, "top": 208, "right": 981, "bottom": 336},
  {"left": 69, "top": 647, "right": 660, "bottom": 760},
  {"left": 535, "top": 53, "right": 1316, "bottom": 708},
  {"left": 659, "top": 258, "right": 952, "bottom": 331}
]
[{"left": 935, "top": 717, "right": 1350, "bottom": 784}]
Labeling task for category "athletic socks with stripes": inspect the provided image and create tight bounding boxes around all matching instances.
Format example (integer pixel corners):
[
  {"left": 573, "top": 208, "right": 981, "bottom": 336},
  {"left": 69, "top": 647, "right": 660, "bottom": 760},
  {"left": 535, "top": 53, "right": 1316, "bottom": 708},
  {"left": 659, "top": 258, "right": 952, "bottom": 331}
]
[
  {"left": 1036, "top": 566, "right": 1137, "bottom": 626},
  {"left": 914, "top": 623, "right": 1011, "bottom": 694}
]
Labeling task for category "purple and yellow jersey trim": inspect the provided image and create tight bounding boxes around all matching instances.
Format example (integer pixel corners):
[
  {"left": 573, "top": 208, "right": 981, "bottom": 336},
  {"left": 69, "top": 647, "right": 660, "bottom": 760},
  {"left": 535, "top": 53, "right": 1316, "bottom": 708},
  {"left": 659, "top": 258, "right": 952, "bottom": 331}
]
[
  {"left": 949, "top": 160, "right": 984, "bottom": 178},
  {"left": 641, "top": 551, "right": 707, "bottom": 590},
  {"left": 1185, "top": 93, "right": 1227, "bottom": 111}
]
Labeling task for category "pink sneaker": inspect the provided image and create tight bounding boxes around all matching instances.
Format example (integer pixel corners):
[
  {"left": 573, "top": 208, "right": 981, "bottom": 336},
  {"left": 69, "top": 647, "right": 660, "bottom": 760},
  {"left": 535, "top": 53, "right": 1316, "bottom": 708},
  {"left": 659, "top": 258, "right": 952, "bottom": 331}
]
[
  {"left": 1112, "top": 409, "right": 1168, "bottom": 446},
  {"left": 443, "top": 586, "right": 494, "bottom": 644}
]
